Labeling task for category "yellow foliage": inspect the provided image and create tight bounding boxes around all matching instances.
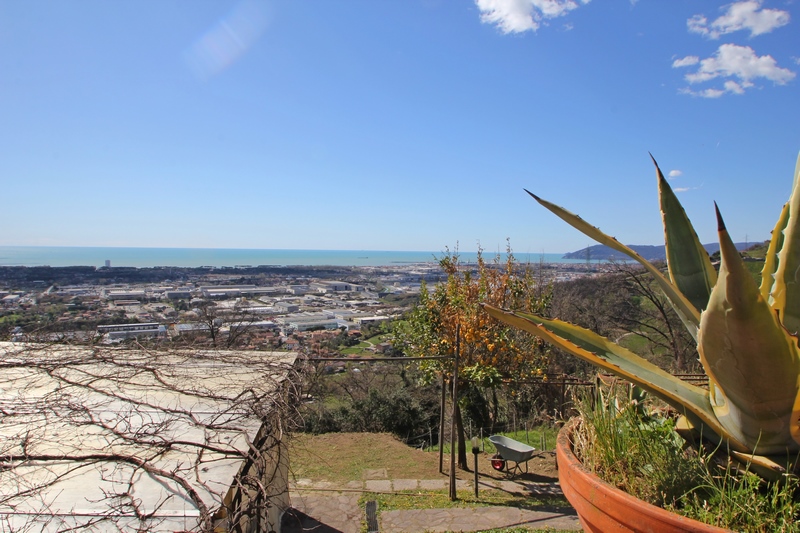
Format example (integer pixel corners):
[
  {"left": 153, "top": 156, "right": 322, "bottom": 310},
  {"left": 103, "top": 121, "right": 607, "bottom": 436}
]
[{"left": 399, "top": 245, "right": 552, "bottom": 383}]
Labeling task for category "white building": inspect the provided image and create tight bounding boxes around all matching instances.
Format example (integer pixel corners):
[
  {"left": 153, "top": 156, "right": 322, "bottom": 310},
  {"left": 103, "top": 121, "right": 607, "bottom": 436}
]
[
  {"left": 97, "top": 322, "right": 165, "bottom": 342},
  {"left": 105, "top": 290, "right": 146, "bottom": 301}
]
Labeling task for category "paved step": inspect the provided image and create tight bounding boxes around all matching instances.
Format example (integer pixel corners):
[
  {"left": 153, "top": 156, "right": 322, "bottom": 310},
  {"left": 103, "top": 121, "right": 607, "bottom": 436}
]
[{"left": 381, "top": 506, "right": 581, "bottom": 532}]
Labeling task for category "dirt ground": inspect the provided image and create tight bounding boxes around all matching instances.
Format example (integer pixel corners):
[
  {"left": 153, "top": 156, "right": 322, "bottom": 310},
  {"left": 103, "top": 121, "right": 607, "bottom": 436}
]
[{"left": 288, "top": 432, "right": 559, "bottom": 485}]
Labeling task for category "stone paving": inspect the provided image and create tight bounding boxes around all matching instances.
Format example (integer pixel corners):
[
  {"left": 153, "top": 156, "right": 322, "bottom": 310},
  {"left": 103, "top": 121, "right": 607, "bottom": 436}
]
[{"left": 281, "top": 478, "right": 582, "bottom": 532}]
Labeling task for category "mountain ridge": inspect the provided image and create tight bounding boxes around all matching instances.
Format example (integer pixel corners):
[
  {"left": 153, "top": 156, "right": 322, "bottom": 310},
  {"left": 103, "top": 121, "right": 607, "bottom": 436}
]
[{"left": 563, "top": 243, "right": 755, "bottom": 261}]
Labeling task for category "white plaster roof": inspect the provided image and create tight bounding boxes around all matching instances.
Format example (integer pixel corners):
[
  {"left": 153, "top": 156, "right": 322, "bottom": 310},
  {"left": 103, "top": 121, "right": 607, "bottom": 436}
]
[{"left": 0, "top": 342, "right": 297, "bottom": 532}]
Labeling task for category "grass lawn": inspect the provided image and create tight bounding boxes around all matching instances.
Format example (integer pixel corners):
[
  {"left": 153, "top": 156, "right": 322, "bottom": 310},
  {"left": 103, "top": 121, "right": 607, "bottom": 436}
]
[
  {"left": 289, "top": 431, "right": 561, "bottom": 484},
  {"left": 430, "top": 427, "right": 559, "bottom": 456},
  {"left": 359, "top": 488, "right": 569, "bottom": 513},
  {"left": 339, "top": 333, "right": 394, "bottom": 355},
  {"left": 340, "top": 341, "right": 373, "bottom": 355}
]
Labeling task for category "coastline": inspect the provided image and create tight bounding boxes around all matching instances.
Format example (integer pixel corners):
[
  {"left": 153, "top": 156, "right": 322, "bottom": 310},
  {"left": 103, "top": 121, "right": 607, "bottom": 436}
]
[{"left": 0, "top": 246, "right": 596, "bottom": 269}]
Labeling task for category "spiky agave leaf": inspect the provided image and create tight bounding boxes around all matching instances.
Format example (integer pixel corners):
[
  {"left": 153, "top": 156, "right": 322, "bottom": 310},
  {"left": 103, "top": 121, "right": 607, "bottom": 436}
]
[
  {"left": 525, "top": 190, "right": 701, "bottom": 341},
  {"left": 698, "top": 206, "right": 800, "bottom": 454},
  {"left": 760, "top": 200, "right": 789, "bottom": 303},
  {"left": 481, "top": 303, "right": 749, "bottom": 452},
  {"left": 770, "top": 154, "right": 800, "bottom": 335},
  {"left": 654, "top": 155, "right": 717, "bottom": 312}
]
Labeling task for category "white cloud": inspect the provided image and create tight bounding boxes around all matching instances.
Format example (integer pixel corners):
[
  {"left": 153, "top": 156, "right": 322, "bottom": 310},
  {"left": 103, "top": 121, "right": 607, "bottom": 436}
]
[
  {"left": 475, "top": 0, "right": 591, "bottom": 34},
  {"left": 672, "top": 56, "right": 699, "bottom": 68},
  {"left": 680, "top": 87, "right": 726, "bottom": 98},
  {"left": 688, "top": 1, "right": 790, "bottom": 39},
  {"left": 674, "top": 43, "right": 795, "bottom": 97},
  {"left": 724, "top": 80, "right": 747, "bottom": 94},
  {"left": 673, "top": 184, "right": 704, "bottom": 193},
  {"left": 668, "top": 170, "right": 683, "bottom": 179}
]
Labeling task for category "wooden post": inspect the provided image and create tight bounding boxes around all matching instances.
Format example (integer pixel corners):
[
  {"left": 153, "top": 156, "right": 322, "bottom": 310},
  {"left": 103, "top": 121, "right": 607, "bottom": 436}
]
[
  {"left": 439, "top": 372, "right": 446, "bottom": 474},
  {"left": 449, "top": 324, "right": 460, "bottom": 501}
]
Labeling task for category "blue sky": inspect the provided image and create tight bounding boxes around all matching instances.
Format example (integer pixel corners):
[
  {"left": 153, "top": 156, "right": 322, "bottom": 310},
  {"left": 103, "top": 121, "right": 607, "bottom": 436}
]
[{"left": 1, "top": 1, "right": 798, "bottom": 254}]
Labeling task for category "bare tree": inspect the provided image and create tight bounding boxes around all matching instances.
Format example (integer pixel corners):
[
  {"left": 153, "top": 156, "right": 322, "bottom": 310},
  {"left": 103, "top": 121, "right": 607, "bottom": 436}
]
[
  {"left": 611, "top": 262, "right": 698, "bottom": 372},
  {"left": 550, "top": 263, "right": 697, "bottom": 373},
  {"left": 186, "top": 301, "right": 265, "bottom": 349},
  {"left": 0, "top": 341, "right": 301, "bottom": 532}
]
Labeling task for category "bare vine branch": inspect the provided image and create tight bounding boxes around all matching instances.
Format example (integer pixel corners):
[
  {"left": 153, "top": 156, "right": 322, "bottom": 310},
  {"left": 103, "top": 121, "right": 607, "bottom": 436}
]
[{"left": 0, "top": 341, "right": 301, "bottom": 532}]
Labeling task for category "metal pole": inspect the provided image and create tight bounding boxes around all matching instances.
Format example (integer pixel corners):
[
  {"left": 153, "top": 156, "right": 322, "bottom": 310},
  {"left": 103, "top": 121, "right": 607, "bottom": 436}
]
[
  {"left": 449, "top": 324, "right": 460, "bottom": 501},
  {"left": 472, "top": 436, "right": 479, "bottom": 499}
]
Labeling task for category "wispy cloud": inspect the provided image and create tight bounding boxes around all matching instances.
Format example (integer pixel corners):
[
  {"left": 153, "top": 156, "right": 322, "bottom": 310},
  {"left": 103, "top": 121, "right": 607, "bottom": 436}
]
[
  {"left": 674, "top": 43, "right": 795, "bottom": 97},
  {"left": 668, "top": 170, "right": 683, "bottom": 179},
  {"left": 687, "top": 0, "right": 790, "bottom": 39},
  {"left": 475, "top": 0, "right": 591, "bottom": 34},
  {"left": 674, "top": 183, "right": 704, "bottom": 193},
  {"left": 672, "top": 56, "right": 699, "bottom": 68}
]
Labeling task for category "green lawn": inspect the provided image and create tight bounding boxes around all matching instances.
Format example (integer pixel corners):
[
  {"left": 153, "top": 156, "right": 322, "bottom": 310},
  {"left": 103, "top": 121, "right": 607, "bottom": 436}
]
[
  {"left": 430, "top": 427, "right": 559, "bottom": 455},
  {"left": 339, "top": 333, "right": 394, "bottom": 355}
]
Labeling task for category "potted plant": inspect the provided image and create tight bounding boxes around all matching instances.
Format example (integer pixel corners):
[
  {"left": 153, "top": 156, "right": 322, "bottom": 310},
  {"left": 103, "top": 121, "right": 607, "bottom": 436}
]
[{"left": 484, "top": 154, "right": 800, "bottom": 531}]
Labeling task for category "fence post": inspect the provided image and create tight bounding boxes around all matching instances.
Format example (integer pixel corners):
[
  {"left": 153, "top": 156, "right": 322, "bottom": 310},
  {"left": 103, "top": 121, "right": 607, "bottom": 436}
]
[
  {"left": 439, "top": 372, "right": 445, "bottom": 474},
  {"left": 449, "top": 325, "right": 460, "bottom": 501}
]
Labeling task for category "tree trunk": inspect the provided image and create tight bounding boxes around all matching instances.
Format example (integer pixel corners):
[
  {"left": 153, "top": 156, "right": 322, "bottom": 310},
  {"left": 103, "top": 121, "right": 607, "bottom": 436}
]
[
  {"left": 490, "top": 388, "right": 499, "bottom": 434},
  {"left": 454, "top": 403, "right": 468, "bottom": 470}
]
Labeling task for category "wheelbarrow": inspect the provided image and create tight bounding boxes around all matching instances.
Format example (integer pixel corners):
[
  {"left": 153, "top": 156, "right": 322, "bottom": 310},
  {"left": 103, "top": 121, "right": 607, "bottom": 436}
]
[{"left": 489, "top": 435, "right": 538, "bottom": 475}]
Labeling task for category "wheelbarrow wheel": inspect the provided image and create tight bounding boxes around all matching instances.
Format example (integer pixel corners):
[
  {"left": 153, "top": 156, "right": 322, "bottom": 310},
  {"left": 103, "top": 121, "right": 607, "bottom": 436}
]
[{"left": 490, "top": 454, "right": 505, "bottom": 472}]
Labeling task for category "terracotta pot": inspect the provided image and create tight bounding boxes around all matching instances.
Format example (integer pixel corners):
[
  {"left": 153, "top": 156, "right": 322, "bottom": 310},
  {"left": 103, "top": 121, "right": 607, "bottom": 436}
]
[{"left": 556, "top": 419, "right": 731, "bottom": 533}]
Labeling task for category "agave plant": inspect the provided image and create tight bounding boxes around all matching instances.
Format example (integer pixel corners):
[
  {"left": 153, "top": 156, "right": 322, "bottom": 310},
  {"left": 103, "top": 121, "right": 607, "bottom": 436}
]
[{"left": 484, "top": 154, "right": 800, "bottom": 477}]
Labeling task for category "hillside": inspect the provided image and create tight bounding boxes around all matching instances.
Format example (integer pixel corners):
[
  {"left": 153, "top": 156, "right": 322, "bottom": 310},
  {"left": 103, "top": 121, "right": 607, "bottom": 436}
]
[{"left": 563, "top": 242, "right": 757, "bottom": 261}]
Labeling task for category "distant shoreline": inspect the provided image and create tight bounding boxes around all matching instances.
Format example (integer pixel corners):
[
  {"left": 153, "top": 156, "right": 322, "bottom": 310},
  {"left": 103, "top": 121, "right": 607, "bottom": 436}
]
[{"left": 0, "top": 246, "right": 602, "bottom": 269}]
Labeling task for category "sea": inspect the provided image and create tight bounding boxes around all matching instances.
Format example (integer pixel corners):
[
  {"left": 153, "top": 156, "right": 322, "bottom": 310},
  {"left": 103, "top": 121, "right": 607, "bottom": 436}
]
[{"left": 0, "top": 246, "right": 594, "bottom": 268}]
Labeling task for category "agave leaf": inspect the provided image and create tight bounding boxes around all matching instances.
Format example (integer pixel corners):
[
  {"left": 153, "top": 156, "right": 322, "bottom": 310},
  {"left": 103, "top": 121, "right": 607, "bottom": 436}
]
[
  {"left": 729, "top": 450, "right": 790, "bottom": 480},
  {"left": 760, "top": 200, "right": 789, "bottom": 303},
  {"left": 525, "top": 190, "right": 700, "bottom": 340},
  {"left": 771, "top": 153, "right": 800, "bottom": 335},
  {"left": 482, "top": 303, "right": 749, "bottom": 452},
  {"left": 678, "top": 416, "right": 789, "bottom": 479},
  {"left": 654, "top": 155, "right": 717, "bottom": 312},
  {"left": 699, "top": 206, "right": 800, "bottom": 454}
]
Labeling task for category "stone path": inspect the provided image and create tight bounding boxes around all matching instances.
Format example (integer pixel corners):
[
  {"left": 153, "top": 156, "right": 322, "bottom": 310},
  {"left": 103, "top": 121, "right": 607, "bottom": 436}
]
[{"left": 281, "top": 478, "right": 582, "bottom": 533}]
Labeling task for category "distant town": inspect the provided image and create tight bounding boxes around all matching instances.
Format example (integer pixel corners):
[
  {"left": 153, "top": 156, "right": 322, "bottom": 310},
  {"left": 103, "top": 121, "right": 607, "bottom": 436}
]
[{"left": 0, "top": 260, "right": 616, "bottom": 355}]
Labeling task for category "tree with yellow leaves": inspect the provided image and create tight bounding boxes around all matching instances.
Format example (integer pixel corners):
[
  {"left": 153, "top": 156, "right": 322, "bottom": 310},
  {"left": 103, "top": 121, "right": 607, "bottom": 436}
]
[{"left": 396, "top": 245, "right": 550, "bottom": 469}]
